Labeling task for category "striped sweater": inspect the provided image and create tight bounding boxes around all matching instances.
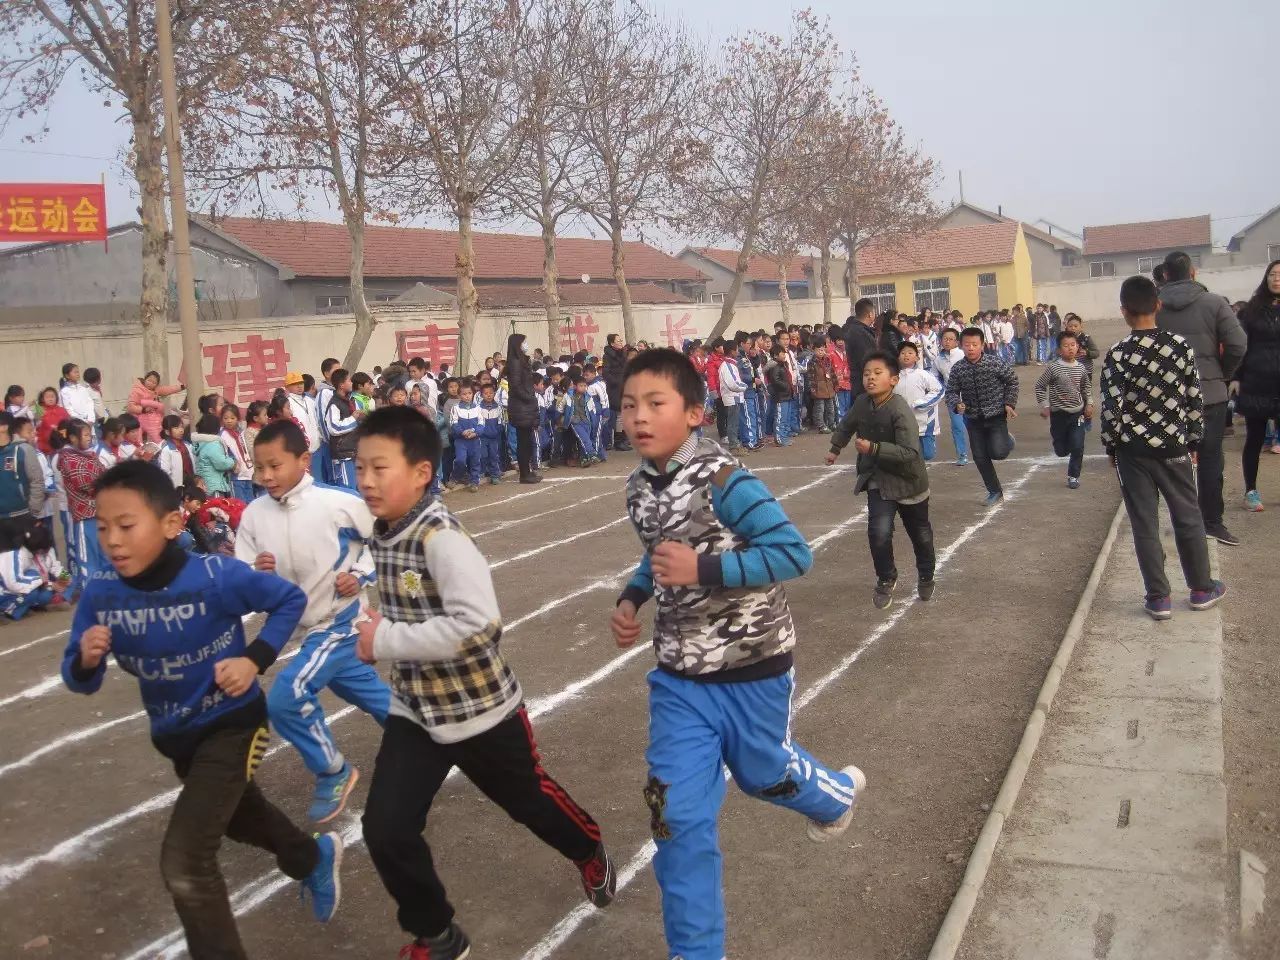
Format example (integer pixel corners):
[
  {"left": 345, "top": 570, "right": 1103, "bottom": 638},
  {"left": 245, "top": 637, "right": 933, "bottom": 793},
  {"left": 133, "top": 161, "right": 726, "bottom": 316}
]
[{"left": 1034, "top": 359, "right": 1091, "bottom": 413}]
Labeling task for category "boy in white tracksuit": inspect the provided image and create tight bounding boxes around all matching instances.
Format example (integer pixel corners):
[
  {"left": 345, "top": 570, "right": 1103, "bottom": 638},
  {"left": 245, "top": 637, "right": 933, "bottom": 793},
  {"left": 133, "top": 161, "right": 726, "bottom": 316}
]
[
  {"left": 894, "top": 342, "right": 945, "bottom": 462},
  {"left": 236, "top": 419, "right": 391, "bottom": 822}
]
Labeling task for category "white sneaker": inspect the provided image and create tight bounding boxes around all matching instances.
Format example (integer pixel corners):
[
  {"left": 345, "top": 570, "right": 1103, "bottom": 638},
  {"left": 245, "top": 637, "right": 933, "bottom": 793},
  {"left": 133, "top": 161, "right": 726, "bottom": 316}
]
[{"left": 807, "top": 765, "right": 867, "bottom": 843}]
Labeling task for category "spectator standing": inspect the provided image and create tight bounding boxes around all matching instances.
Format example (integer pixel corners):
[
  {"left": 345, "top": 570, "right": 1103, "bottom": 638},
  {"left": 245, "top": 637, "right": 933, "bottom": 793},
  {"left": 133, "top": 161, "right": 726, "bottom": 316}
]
[
  {"left": 127, "top": 371, "right": 184, "bottom": 443},
  {"left": 1234, "top": 260, "right": 1280, "bottom": 512},
  {"left": 1156, "top": 251, "right": 1248, "bottom": 545},
  {"left": 603, "top": 333, "right": 630, "bottom": 452},
  {"left": 843, "top": 299, "right": 881, "bottom": 398},
  {"left": 505, "top": 333, "right": 542, "bottom": 483}
]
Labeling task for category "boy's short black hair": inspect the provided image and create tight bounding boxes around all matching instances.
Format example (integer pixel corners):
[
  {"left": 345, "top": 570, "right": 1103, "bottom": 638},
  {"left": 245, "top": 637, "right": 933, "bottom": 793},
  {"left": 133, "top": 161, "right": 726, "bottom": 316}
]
[
  {"left": 84, "top": 367, "right": 102, "bottom": 385},
  {"left": 941, "top": 327, "right": 959, "bottom": 341},
  {"left": 481, "top": 381, "right": 496, "bottom": 393},
  {"left": 854, "top": 297, "right": 876, "bottom": 319},
  {"left": 303, "top": 373, "right": 315, "bottom": 391},
  {"left": 898, "top": 341, "right": 918, "bottom": 355},
  {"left": 254, "top": 419, "right": 308, "bottom": 455},
  {"left": 1162, "top": 251, "right": 1194, "bottom": 283},
  {"left": 584, "top": 363, "right": 597, "bottom": 373},
  {"left": 101, "top": 416, "right": 123, "bottom": 438},
  {"left": 330, "top": 368, "right": 350, "bottom": 388},
  {"left": 1056, "top": 331, "right": 1080, "bottom": 347},
  {"left": 358, "top": 406, "right": 441, "bottom": 471},
  {"left": 960, "top": 326, "right": 986, "bottom": 343},
  {"left": 1120, "top": 275, "right": 1159, "bottom": 315},
  {"left": 862, "top": 350, "right": 900, "bottom": 377},
  {"left": 572, "top": 375, "right": 587, "bottom": 386},
  {"left": 321, "top": 357, "right": 341, "bottom": 375},
  {"left": 118, "top": 412, "right": 140, "bottom": 432},
  {"left": 95, "top": 460, "right": 181, "bottom": 515},
  {"left": 621, "top": 347, "right": 704, "bottom": 410}
]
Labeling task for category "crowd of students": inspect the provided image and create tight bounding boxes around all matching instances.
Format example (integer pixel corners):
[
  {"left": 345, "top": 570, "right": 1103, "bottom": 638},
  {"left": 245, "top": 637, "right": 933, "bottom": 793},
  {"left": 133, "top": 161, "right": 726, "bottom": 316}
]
[{"left": 0, "top": 254, "right": 1275, "bottom": 960}]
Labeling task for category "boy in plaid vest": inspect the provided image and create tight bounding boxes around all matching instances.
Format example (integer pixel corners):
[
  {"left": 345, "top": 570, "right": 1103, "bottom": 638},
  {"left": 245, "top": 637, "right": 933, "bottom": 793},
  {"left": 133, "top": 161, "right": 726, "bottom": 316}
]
[{"left": 354, "top": 407, "right": 614, "bottom": 960}]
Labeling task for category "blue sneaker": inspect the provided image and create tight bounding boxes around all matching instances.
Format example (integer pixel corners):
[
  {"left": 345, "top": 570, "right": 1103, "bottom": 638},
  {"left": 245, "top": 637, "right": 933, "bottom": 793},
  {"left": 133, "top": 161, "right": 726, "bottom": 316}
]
[
  {"left": 955, "top": 456, "right": 969, "bottom": 467},
  {"left": 1189, "top": 580, "right": 1227, "bottom": 611},
  {"left": 1144, "top": 596, "right": 1172, "bottom": 621},
  {"left": 301, "top": 832, "right": 343, "bottom": 922},
  {"left": 983, "top": 491, "right": 1004, "bottom": 507},
  {"left": 310, "top": 762, "right": 359, "bottom": 823}
]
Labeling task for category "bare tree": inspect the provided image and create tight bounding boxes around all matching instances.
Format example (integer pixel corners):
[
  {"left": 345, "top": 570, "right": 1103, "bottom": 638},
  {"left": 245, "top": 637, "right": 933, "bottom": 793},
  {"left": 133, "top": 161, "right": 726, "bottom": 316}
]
[
  {"left": 572, "top": 0, "right": 698, "bottom": 344},
  {"left": 185, "top": 0, "right": 410, "bottom": 371},
  {"left": 677, "top": 11, "right": 839, "bottom": 342},
  {"left": 495, "top": 0, "right": 594, "bottom": 347},
  {"left": 379, "top": 0, "right": 527, "bottom": 374},
  {"left": 0, "top": 0, "right": 233, "bottom": 378}
]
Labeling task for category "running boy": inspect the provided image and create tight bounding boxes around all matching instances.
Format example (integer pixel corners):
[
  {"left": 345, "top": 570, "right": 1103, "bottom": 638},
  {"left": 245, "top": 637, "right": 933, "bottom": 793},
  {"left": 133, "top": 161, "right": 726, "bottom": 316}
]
[
  {"left": 894, "top": 341, "right": 945, "bottom": 461},
  {"left": 828, "top": 350, "right": 936, "bottom": 609},
  {"left": 60, "top": 461, "right": 341, "bottom": 959},
  {"left": 236, "top": 420, "right": 391, "bottom": 822},
  {"left": 1103, "top": 276, "right": 1226, "bottom": 620},
  {"left": 1035, "top": 331, "right": 1092, "bottom": 489},
  {"left": 944, "top": 327, "right": 1020, "bottom": 505},
  {"left": 353, "top": 408, "right": 614, "bottom": 960},
  {"left": 611, "top": 348, "right": 865, "bottom": 960}
]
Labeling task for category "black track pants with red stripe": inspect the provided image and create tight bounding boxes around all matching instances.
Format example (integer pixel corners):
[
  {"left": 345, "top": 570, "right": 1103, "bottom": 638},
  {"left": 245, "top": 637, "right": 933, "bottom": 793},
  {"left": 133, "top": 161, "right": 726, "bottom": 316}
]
[{"left": 364, "top": 707, "right": 602, "bottom": 939}]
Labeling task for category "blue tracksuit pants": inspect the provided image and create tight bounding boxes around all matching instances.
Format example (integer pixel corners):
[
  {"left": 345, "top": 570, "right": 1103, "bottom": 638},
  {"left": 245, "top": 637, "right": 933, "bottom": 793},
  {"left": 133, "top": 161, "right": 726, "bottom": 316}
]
[
  {"left": 69, "top": 517, "right": 107, "bottom": 599},
  {"left": 267, "top": 611, "right": 390, "bottom": 777},
  {"left": 452, "top": 436, "right": 481, "bottom": 485},
  {"left": 837, "top": 389, "right": 852, "bottom": 419},
  {"left": 737, "top": 389, "right": 760, "bottom": 448},
  {"left": 329, "top": 459, "right": 357, "bottom": 491},
  {"left": 480, "top": 436, "right": 502, "bottom": 479},
  {"left": 571, "top": 421, "right": 598, "bottom": 460},
  {"left": 646, "top": 668, "right": 857, "bottom": 960},
  {"left": 1, "top": 585, "right": 55, "bottom": 620},
  {"left": 312, "top": 440, "right": 331, "bottom": 482}
]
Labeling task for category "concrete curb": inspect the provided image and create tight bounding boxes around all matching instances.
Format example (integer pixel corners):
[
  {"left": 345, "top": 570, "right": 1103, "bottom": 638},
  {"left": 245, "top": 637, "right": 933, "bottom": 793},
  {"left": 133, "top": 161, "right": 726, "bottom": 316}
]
[{"left": 927, "top": 502, "right": 1126, "bottom": 960}]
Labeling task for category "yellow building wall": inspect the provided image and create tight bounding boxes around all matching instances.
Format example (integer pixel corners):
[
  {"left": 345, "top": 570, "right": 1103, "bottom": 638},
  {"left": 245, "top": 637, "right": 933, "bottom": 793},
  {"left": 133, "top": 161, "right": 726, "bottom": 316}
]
[{"left": 863, "top": 226, "right": 1036, "bottom": 317}]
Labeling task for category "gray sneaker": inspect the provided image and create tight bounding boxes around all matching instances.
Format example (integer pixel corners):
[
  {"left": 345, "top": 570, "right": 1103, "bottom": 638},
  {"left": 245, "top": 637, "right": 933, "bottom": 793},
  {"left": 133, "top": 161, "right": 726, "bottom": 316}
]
[
  {"left": 918, "top": 579, "right": 936, "bottom": 601},
  {"left": 873, "top": 578, "right": 896, "bottom": 610}
]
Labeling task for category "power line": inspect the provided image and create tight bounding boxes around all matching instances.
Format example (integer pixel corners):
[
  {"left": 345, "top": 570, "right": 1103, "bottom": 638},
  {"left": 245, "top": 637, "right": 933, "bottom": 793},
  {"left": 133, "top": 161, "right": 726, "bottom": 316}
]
[{"left": 0, "top": 146, "right": 119, "bottom": 163}]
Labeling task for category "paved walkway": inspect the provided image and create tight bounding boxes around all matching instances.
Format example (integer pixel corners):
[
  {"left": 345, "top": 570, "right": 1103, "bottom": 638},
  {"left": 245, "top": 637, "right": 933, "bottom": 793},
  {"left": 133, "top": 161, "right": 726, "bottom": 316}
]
[{"left": 958, "top": 516, "right": 1232, "bottom": 960}]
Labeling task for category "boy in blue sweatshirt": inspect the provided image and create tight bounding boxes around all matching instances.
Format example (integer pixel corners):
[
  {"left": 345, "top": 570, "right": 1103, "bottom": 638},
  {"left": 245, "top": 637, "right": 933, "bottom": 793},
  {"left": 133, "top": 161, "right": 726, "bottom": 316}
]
[
  {"left": 60, "top": 461, "right": 342, "bottom": 960},
  {"left": 610, "top": 348, "right": 866, "bottom": 960}
]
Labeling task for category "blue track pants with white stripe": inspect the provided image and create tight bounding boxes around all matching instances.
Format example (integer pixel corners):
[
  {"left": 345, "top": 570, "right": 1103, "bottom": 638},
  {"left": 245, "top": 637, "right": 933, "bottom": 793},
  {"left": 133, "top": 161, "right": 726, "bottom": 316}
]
[
  {"left": 267, "top": 606, "right": 390, "bottom": 776},
  {"left": 645, "top": 667, "right": 856, "bottom": 960}
]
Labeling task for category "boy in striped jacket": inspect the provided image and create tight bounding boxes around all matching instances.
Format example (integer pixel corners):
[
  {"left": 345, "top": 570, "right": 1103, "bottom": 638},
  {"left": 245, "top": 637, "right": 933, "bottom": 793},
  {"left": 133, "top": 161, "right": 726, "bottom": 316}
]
[
  {"left": 1035, "top": 331, "right": 1093, "bottom": 489},
  {"left": 354, "top": 407, "right": 614, "bottom": 960}
]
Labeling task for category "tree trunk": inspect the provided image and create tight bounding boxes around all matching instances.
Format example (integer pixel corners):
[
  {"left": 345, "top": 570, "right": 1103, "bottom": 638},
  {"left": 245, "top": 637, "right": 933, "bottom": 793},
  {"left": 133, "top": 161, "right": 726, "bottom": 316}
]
[
  {"left": 778, "top": 257, "right": 792, "bottom": 326},
  {"left": 706, "top": 224, "right": 758, "bottom": 341},
  {"left": 610, "top": 217, "right": 636, "bottom": 344},
  {"left": 540, "top": 215, "right": 561, "bottom": 353},
  {"left": 819, "top": 241, "right": 832, "bottom": 327},
  {"left": 843, "top": 232, "right": 861, "bottom": 312},
  {"left": 341, "top": 219, "right": 376, "bottom": 370},
  {"left": 455, "top": 202, "right": 478, "bottom": 374},
  {"left": 132, "top": 108, "right": 171, "bottom": 383}
]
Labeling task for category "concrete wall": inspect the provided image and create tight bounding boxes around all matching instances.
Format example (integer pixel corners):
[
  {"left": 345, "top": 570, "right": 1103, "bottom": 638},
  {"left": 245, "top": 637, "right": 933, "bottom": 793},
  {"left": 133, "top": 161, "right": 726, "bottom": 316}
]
[
  {"left": 1231, "top": 207, "right": 1280, "bottom": 266},
  {"left": 1035, "top": 263, "right": 1262, "bottom": 321},
  {"left": 0, "top": 297, "right": 845, "bottom": 412}
]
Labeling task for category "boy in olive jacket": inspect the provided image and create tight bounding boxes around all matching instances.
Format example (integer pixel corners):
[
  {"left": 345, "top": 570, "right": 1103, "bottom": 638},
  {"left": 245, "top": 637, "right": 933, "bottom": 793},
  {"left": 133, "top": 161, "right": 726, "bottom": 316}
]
[{"left": 827, "top": 350, "right": 935, "bottom": 609}]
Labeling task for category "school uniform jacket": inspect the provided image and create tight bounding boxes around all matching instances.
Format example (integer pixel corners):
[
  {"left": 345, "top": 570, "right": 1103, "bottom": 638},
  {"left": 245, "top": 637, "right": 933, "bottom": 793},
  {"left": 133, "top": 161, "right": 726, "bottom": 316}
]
[
  {"left": 450, "top": 400, "right": 483, "bottom": 439},
  {"left": 235, "top": 473, "right": 377, "bottom": 643},
  {"left": 286, "top": 392, "right": 322, "bottom": 453},
  {"left": 1, "top": 546, "right": 63, "bottom": 595}
]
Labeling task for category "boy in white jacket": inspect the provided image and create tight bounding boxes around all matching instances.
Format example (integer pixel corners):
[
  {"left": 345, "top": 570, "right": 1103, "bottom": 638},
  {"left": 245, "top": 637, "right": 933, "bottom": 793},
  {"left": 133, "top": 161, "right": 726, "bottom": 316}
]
[
  {"left": 1, "top": 523, "right": 66, "bottom": 619},
  {"left": 236, "top": 419, "right": 391, "bottom": 822},
  {"left": 894, "top": 342, "right": 945, "bottom": 461}
]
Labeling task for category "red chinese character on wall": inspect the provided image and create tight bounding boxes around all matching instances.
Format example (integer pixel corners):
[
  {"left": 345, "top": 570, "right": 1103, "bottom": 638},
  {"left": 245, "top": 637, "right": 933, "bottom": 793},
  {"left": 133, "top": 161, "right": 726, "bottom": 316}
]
[
  {"left": 559, "top": 314, "right": 600, "bottom": 354},
  {"left": 203, "top": 335, "right": 291, "bottom": 405},
  {"left": 396, "top": 324, "right": 460, "bottom": 366},
  {"left": 661, "top": 312, "right": 698, "bottom": 348}
]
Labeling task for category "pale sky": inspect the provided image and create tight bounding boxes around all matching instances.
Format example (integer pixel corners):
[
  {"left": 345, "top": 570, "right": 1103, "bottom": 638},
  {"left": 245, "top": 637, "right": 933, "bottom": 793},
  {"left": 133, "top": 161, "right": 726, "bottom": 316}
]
[{"left": 2, "top": 0, "right": 1275, "bottom": 251}]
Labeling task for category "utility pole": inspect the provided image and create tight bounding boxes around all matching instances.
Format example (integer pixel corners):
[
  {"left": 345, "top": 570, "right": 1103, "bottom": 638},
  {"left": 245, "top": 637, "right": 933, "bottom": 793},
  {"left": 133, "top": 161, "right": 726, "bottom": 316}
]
[{"left": 155, "top": 0, "right": 206, "bottom": 398}]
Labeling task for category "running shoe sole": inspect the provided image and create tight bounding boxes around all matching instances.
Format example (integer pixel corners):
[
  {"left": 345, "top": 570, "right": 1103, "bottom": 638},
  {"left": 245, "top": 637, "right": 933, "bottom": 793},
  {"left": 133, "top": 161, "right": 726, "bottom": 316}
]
[{"left": 807, "top": 766, "right": 868, "bottom": 842}]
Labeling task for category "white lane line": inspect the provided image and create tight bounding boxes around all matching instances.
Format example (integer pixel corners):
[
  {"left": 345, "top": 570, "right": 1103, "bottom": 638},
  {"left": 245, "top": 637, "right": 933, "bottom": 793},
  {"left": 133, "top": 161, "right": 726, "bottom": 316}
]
[
  {"left": 0, "top": 674, "right": 71, "bottom": 709},
  {"left": 472, "top": 490, "right": 619, "bottom": 538},
  {"left": 116, "top": 469, "right": 858, "bottom": 960},
  {"left": 450, "top": 479, "right": 577, "bottom": 515},
  {"left": 0, "top": 709, "right": 146, "bottom": 780},
  {"left": 0, "top": 627, "right": 71, "bottom": 659},
  {"left": 517, "top": 463, "right": 1045, "bottom": 960}
]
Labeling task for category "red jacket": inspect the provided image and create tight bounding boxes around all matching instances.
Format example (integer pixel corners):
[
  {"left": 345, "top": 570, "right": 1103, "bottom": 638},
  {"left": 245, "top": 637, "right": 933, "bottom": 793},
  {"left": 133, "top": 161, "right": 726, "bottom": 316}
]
[
  {"left": 829, "top": 344, "right": 852, "bottom": 392},
  {"left": 59, "top": 446, "right": 103, "bottom": 521},
  {"left": 705, "top": 353, "right": 726, "bottom": 393},
  {"left": 36, "top": 405, "right": 69, "bottom": 454}
]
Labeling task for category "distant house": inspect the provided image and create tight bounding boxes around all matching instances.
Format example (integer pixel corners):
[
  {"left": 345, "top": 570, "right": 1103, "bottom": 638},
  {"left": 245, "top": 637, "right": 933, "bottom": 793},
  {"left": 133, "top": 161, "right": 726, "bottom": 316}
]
[
  {"left": 0, "top": 216, "right": 706, "bottom": 326},
  {"left": 1227, "top": 205, "right": 1280, "bottom": 266},
  {"left": 854, "top": 221, "right": 1034, "bottom": 317},
  {"left": 677, "top": 246, "right": 842, "bottom": 304},
  {"left": 938, "top": 202, "right": 1080, "bottom": 285},
  {"left": 1081, "top": 215, "right": 1212, "bottom": 279}
]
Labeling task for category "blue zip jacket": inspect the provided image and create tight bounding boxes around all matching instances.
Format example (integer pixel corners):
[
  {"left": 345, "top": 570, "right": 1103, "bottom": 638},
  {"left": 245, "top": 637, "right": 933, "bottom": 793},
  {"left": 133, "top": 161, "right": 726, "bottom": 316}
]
[{"left": 62, "top": 548, "right": 306, "bottom": 758}]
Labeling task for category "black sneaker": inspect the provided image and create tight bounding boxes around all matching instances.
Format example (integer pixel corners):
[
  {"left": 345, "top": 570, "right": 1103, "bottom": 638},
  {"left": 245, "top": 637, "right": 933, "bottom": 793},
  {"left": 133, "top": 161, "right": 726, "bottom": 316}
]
[
  {"left": 576, "top": 842, "right": 616, "bottom": 908},
  {"left": 918, "top": 579, "right": 936, "bottom": 601},
  {"left": 400, "top": 924, "right": 471, "bottom": 960},
  {"left": 873, "top": 578, "right": 896, "bottom": 610},
  {"left": 1204, "top": 523, "right": 1241, "bottom": 547},
  {"left": 519, "top": 472, "right": 543, "bottom": 484}
]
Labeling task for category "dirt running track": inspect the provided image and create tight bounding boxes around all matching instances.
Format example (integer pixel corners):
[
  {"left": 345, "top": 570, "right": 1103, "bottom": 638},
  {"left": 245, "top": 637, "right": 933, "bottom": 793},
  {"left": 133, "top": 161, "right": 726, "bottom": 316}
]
[{"left": 0, "top": 380, "right": 1123, "bottom": 960}]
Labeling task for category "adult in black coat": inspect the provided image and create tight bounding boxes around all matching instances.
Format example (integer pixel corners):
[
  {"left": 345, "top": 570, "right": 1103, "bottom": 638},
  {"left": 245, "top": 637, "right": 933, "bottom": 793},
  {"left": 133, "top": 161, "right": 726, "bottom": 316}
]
[
  {"left": 505, "top": 332, "right": 542, "bottom": 483},
  {"left": 843, "top": 297, "right": 880, "bottom": 397},
  {"left": 602, "top": 333, "right": 631, "bottom": 451}
]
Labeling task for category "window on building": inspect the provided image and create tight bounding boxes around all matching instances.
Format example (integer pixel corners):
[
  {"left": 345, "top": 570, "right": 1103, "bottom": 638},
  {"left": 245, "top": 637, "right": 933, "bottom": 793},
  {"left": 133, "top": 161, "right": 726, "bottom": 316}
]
[
  {"left": 316, "top": 294, "right": 350, "bottom": 312},
  {"left": 371, "top": 293, "right": 399, "bottom": 303},
  {"left": 912, "top": 277, "right": 950, "bottom": 313},
  {"left": 711, "top": 292, "right": 726, "bottom": 304},
  {"left": 1089, "top": 261, "right": 1115, "bottom": 278},
  {"left": 977, "top": 272, "right": 998, "bottom": 311},
  {"left": 1269, "top": 244, "right": 1280, "bottom": 263},
  {"left": 863, "top": 282, "right": 897, "bottom": 313},
  {"left": 1137, "top": 257, "right": 1160, "bottom": 274}
]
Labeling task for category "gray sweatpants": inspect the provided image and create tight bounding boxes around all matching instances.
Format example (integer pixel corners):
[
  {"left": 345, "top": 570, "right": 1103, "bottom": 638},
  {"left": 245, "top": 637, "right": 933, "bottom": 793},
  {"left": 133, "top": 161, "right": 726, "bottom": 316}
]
[{"left": 1115, "top": 450, "right": 1213, "bottom": 600}]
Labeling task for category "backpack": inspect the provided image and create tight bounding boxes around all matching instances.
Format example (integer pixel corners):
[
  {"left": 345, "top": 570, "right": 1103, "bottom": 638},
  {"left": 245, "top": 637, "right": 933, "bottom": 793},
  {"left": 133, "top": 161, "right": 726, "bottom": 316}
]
[{"left": 0, "top": 443, "right": 31, "bottom": 516}]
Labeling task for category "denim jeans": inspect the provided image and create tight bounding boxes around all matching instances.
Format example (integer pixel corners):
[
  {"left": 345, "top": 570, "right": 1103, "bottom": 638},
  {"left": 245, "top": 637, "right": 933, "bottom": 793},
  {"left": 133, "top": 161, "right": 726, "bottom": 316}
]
[
  {"left": 721, "top": 403, "right": 741, "bottom": 449},
  {"left": 867, "top": 489, "right": 936, "bottom": 584},
  {"left": 965, "top": 417, "right": 1013, "bottom": 494},
  {"left": 948, "top": 410, "right": 969, "bottom": 460},
  {"left": 920, "top": 421, "right": 937, "bottom": 461},
  {"left": 1049, "top": 411, "right": 1086, "bottom": 478},
  {"left": 812, "top": 396, "right": 836, "bottom": 430}
]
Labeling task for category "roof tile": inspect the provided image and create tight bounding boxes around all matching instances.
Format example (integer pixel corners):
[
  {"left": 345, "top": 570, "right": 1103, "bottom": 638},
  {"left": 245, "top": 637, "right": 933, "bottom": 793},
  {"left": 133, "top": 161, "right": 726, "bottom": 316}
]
[
  {"left": 857, "top": 222, "right": 1019, "bottom": 277},
  {"left": 1082, "top": 215, "right": 1211, "bottom": 256},
  {"left": 689, "top": 247, "right": 810, "bottom": 283}
]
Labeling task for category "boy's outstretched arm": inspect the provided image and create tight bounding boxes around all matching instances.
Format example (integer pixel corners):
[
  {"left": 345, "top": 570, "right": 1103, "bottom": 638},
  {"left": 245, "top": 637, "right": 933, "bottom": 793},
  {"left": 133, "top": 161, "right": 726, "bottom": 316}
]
[{"left": 705, "top": 467, "right": 812, "bottom": 588}]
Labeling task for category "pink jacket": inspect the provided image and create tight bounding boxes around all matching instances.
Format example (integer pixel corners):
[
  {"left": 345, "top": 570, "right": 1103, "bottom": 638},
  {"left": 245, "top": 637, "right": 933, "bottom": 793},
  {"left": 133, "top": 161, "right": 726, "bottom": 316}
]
[{"left": 127, "top": 380, "right": 182, "bottom": 442}]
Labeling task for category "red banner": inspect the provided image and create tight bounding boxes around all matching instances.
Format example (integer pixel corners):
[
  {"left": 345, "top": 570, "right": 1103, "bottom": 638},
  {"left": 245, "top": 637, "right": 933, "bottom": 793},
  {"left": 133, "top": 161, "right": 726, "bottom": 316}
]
[{"left": 0, "top": 183, "right": 107, "bottom": 243}]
